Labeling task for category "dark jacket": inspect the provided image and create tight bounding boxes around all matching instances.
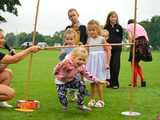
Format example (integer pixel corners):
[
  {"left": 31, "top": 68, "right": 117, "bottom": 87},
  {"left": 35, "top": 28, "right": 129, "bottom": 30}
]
[
  {"left": 104, "top": 24, "right": 123, "bottom": 50},
  {"left": 66, "top": 25, "right": 88, "bottom": 45}
]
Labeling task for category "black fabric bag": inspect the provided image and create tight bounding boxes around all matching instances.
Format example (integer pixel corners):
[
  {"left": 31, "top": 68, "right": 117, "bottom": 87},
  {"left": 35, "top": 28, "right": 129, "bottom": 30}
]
[
  {"left": 136, "top": 37, "right": 152, "bottom": 62},
  {"left": 140, "top": 44, "right": 152, "bottom": 62}
]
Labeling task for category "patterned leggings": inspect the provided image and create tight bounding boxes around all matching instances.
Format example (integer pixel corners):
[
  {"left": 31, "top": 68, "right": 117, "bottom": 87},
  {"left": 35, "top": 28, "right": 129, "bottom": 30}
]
[{"left": 56, "top": 80, "right": 86, "bottom": 107}]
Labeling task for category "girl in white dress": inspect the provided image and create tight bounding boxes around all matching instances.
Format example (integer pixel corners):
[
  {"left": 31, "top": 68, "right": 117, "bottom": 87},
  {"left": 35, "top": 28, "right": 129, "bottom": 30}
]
[{"left": 86, "top": 20, "right": 110, "bottom": 108}]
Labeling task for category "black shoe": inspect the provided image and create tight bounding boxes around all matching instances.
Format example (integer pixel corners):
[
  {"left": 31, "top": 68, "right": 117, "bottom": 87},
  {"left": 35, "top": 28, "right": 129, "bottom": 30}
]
[{"left": 141, "top": 81, "right": 146, "bottom": 87}]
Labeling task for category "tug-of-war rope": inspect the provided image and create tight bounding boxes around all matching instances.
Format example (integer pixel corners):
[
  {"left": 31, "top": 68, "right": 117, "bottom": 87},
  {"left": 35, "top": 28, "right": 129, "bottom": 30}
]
[
  {"left": 17, "top": 0, "right": 141, "bottom": 116},
  {"left": 38, "top": 43, "right": 134, "bottom": 50}
]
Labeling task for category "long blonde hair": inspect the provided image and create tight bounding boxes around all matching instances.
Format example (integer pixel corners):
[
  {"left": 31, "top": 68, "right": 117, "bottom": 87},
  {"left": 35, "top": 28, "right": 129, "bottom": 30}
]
[
  {"left": 87, "top": 19, "right": 102, "bottom": 36},
  {"left": 71, "top": 46, "right": 88, "bottom": 60}
]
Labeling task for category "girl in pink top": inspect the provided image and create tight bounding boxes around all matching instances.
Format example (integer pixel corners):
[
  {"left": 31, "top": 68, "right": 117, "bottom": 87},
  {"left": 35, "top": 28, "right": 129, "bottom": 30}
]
[
  {"left": 127, "top": 21, "right": 149, "bottom": 41},
  {"left": 127, "top": 19, "right": 150, "bottom": 87},
  {"left": 54, "top": 47, "right": 102, "bottom": 112}
]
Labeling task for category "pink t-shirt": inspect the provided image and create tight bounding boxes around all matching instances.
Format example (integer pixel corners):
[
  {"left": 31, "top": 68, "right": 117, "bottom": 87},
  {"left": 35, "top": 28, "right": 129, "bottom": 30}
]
[
  {"left": 54, "top": 58, "right": 99, "bottom": 83},
  {"left": 127, "top": 23, "right": 149, "bottom": 41}
]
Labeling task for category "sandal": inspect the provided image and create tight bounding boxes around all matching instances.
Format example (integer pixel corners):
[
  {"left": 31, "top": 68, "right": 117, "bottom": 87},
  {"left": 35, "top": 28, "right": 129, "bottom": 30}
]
[
  {"left": 88, "top": 99, "right": 96, "bottom": 107},
  {"left": 94, "top": 100, "right": 104, "bottom": 108}
]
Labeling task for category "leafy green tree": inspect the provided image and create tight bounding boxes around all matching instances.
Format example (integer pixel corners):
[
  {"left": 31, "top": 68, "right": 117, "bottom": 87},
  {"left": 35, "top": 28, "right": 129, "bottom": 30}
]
[
  {"left": 140, "top": 16, "right": 160, "bottom": 49},
  {"left": 16, "top": 32, "right": 28, "bottom": 47},
  {"left": 52, "top": 31, "right": 64, "bottom": 45},
  {"left": 5, "top": 32, "right": 16, "bottom": 47},
  {"left": 34, "top": 32, "right": 45, "bottom": 43},
  {"left": 44, "top": 35, "right": 54, "bottom": 46},
  {"left": 0, "top": 0, "right": 21, "bottom": 22}
]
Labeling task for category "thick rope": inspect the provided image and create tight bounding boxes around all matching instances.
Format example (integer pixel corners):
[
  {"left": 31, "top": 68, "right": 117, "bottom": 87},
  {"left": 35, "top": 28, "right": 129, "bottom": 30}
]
[{"left": 39, "top": 43, "right": 134, "bottom": 50}]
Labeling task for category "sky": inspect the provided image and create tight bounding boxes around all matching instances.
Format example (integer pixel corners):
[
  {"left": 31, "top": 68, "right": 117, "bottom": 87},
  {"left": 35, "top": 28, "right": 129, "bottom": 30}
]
[{"left": 0, "top": 0, "right": 160, "bottom": 35}]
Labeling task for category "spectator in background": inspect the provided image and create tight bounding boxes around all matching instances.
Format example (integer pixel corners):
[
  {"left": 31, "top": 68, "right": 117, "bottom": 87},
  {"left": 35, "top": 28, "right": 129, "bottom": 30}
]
[
  {"left": 104, "top": 11, "right": 123, "bottom": 89},
  {"left": 66, "top": 8, "right": 88, "bottom": 45}
]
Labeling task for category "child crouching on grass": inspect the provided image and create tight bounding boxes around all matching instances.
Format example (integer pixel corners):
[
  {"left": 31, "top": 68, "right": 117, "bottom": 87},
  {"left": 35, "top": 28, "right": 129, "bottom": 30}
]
[{"left": 54, "top": 47, "right": 103, "bottom": 112}]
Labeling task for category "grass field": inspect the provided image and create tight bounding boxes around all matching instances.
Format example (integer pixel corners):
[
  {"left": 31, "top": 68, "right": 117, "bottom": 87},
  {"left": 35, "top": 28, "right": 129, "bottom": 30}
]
[{"left": 0, "top": 50, "right": 160, "bottom": 120}]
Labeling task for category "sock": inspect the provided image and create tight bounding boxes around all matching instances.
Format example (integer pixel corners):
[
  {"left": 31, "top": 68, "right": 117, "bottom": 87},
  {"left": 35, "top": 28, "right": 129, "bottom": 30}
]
[{"left": 137, "top": 64, "right": 144, "bottom": 82}]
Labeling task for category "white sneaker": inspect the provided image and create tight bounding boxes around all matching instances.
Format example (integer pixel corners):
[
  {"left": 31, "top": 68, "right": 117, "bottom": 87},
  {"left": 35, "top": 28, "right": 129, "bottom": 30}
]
[{"left": 0, "top": 101, "right": 13, "bottom": 108}]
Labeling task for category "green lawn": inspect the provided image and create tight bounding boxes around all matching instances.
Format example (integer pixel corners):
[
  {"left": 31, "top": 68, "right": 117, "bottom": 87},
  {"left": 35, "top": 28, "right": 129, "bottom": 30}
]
[{"left": 0, "top": 50, "right": 160, "bottom": 120}]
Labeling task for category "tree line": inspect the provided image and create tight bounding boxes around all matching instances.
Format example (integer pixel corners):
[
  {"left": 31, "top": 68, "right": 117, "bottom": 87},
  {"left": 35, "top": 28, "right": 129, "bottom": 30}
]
[
  {"left": 1, "top": 0, "right": 160, "bottom": 49},
  {"left": 5, "top": 31, "right": 64, "bottom": 48},
  {"left": 139, "top": 16, "right": 160, "bottom": 50},
  {"left": 5, "top": 15, "right": 160, "bottom": 50}
]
